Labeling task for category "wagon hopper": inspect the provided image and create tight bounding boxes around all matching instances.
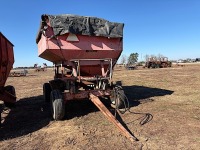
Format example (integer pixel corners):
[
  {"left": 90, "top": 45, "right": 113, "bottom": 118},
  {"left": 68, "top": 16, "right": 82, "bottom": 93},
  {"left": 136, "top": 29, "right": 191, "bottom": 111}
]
[
  {"left": 36, "top": 14, "right": 136, "bottom": 141},
  {"left": 0, "top": 32, "right": 16, "bottom": 124}
]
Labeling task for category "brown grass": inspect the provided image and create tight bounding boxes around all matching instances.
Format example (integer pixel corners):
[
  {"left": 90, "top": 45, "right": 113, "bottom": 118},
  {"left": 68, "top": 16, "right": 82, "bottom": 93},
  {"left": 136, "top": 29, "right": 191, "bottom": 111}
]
[{"left": 0, "top": 64, "right": 200, "bottom": 150}]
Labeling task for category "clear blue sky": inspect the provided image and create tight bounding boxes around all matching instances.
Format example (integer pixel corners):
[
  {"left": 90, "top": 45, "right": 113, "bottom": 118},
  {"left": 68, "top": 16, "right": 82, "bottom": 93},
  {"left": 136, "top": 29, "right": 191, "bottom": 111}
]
[{"left": 0, "top": 0, "right": 200, "bottom": 67}]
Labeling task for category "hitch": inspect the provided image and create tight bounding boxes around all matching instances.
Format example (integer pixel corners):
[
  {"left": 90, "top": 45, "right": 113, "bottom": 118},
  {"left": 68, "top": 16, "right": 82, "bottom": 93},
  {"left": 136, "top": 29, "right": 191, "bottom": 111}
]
[{"left": 89, "top": 93, "right": 138, "bottom": 142}]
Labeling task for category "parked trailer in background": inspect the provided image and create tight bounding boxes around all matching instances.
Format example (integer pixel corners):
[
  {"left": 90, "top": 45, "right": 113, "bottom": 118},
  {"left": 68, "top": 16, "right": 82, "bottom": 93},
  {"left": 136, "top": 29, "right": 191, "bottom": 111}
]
[
  {"left": 9, "top": 69, "right": 28, "bottom": 77},
  {"left": 0, "top": 32, "right": 16, "bottom": 124},
  {"left": 36, "top": 14, "right": 136, "bottom": 142}
]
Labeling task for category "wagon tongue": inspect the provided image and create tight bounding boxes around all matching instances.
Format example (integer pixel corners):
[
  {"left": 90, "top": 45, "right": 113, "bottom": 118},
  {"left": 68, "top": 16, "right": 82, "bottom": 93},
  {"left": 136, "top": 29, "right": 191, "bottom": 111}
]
[{"left": 89, "top": 93, "right": 138, "bottom": 142}]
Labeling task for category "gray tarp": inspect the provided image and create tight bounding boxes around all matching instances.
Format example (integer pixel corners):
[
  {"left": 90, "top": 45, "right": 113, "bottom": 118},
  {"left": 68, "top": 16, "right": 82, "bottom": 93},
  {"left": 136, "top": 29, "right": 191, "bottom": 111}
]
[{"left": 36, "top": 14, "right": 124, "bottom": 43}]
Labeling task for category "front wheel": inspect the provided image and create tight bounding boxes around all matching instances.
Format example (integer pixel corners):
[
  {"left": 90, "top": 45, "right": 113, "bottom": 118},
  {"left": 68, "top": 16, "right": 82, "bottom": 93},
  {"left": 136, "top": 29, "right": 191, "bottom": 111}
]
[
  {"left": 50, "top": 90, "right": 65, "bottom": 120},
  {"left": 4, "top": 85, "right": 16, "bottom": 107},
  {"left": 43, "top": 83, "right": 52, "bottom": 102}
]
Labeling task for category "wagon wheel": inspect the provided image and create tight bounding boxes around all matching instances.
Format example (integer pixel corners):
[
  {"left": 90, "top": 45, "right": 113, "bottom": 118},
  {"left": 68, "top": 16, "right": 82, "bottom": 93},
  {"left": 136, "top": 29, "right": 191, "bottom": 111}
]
[
  {"left": 43, "top": 83, "right": 52, "bottom": 102},
  {"left": 0, "top": 103, "right": 3, "bottom": 126},
  {"left": 147, "top": 63, "right": 151, "bottom": 68},
  {"left": 50, "top": 90, "right": 65, "bottom": 120},
  {"left": 152, "top": 63, "right": 156, "bottom": 68},
  {"left": 168, "top": 62, "right": 172, "bottom": 67},
  {"left": 110, "top": 88, "right": 124, "bottom": 109},
  {"left": 4, "top": 85, "right": 16, "bottom": 108},
  {"left": 161, "top": 63, "right": 166, "bottom": 68},
  {"left": 155, "top": 64, "right": 160, "bottom": 68}
]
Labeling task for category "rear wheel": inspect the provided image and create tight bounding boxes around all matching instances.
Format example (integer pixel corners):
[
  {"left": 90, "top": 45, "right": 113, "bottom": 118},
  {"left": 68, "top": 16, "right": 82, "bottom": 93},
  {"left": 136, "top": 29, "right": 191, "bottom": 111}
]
[
  {"left": 4, "top": 85, "right": 16, "bottom": 107},
  {"left": 50, "top": 90, "right": 65, "bottom": 120},
  {"left": 43, "top": 83, "right": 52, "bottom": 102},
  {"left": 147, "top": 63, "right": 151, "bottom": 68},
  {"left": 0, "top": 103, "right": 3, "bottom": 126},
  {"left": 168, "top": 62, "right": 172, "bottom": 67}
]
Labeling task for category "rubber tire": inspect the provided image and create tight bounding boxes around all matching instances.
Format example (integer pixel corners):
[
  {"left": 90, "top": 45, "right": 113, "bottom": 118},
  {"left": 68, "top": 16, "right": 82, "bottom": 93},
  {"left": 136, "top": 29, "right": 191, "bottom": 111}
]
[
  {"left": 43, "top": 83, "right": 52, "bottom": 102},
  {"left": 0, "top": 104, "right": 3, "bottom": 127},
  {"left": 147, "top": 63, "right": 151, "bottom": 68},
  {"left": 110, "top": 90, "right": 124, "bottom": 109},
  {"left": 4, "top": 85, "right": 16, "bottom": 108},
  {"left": 50, "top": 90, "right": 65, "bottom": 120}
]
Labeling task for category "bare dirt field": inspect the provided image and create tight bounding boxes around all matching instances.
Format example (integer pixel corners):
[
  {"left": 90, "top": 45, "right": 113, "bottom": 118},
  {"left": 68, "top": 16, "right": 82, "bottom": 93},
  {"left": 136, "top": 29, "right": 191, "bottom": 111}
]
[{"left": 1, "top": 63, "right": 200, "bottom": 150}]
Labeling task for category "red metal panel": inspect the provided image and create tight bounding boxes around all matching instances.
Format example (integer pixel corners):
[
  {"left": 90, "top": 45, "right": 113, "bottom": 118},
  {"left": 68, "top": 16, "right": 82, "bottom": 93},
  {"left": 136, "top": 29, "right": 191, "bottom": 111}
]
[
  {"left": 37, "top": 33, "right": 122, "bottom": 75},
  {"left": 37, "top": 20, "right": 123, "bottom": 76},
  {"left": 37, "top": 24, "right": 122, "bottom": 61},
  {"left": 0, "top": 32, "right": 14, "bottom": 87},
  {"left": 0, "top": 32, "right": 15, "bottom": 103},
  {"left": 38, "top": 34, "right": 122, "bottom": 60}
]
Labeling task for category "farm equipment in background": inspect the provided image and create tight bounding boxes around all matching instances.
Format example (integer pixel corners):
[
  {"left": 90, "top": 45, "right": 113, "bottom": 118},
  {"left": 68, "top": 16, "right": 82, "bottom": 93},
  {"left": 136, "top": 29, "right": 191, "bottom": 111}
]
[
  {"left": 145, "top": 57, "right": 172, "bottom": 68},
  {"left": 160, "top": 57, "right": 172, "bottom": 68},
  {"left": 34, "top": 63, "right": 47, "bottom": 72},
  {"left": 9, "top": 69, "right": 28, "bottom": 77},
  {"left": 36, "top": 14, "right": 136, "bottom": 142},
  {"left": 0, "top": 32, "right": 16, "bottom": 124},
  {"left": 125, "top": 64, "right": 138, "bottom": 70}
]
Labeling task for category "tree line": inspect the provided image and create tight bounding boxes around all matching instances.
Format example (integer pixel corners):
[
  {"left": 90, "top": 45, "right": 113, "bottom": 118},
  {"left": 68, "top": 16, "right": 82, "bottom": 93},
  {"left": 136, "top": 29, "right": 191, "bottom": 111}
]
[{"left": 120, "top": 53, "right": 167, "bottom": 65}]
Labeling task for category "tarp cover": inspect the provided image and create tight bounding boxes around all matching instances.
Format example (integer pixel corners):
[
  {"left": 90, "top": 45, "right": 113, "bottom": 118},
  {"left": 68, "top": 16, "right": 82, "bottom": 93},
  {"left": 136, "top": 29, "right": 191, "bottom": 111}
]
[{"left": 36, "top": 14, "right": 124, "bottom": 43}]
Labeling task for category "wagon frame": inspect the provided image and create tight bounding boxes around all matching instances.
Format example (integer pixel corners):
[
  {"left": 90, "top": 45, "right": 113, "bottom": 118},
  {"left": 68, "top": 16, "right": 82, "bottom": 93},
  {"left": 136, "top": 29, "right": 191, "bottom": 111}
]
[{"left": 44, "top": 58, "right": 115, "bottom": 117}]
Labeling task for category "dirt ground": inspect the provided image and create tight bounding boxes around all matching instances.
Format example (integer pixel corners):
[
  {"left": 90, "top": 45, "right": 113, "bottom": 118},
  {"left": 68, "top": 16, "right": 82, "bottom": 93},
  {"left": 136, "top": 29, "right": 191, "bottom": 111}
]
[{"left": 0, "top": 63, "right": 200, "bottom": 150}]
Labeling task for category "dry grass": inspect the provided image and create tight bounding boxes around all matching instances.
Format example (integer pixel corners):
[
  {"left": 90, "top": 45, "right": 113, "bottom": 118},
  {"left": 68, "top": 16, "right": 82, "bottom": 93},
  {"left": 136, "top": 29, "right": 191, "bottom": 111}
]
[{"left": 0, "top": 64, "right": 200, "bottom": 150}]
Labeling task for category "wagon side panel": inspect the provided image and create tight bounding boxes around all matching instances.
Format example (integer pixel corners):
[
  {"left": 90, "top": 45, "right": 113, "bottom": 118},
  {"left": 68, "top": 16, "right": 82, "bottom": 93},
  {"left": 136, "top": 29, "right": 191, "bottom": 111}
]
[{"left": 0, "top": 33, "right": 14, "bottom": 87}]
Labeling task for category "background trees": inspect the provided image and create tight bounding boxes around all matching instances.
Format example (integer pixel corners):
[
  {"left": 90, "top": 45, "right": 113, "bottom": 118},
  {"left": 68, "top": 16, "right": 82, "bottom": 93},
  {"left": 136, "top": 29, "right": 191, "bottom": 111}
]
[{"left": 127, "top": 53, "right": 139, "bottom": 65}]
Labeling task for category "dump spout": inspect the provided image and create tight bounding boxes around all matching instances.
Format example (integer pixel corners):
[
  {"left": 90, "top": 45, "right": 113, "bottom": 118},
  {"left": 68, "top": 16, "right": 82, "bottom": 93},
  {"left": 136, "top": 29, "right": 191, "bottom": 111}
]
[{"left": 89, "top": 93, "right": 138, "bottom": 142}]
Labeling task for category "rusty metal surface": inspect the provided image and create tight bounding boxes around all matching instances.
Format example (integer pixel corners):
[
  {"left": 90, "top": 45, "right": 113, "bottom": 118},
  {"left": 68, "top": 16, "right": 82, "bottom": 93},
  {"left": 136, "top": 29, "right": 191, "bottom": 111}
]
[
  {"left": 63, "top": 89, "right": 110, "bottom": 101},
  {"left": 0, "top": 32, "right": 14, "bottom": 87},
  {"left": 38, "top": 33, "right": 122, "bottom": 61},
  {"left": 36, "top": 14, "right": 123, "bottom": 78},
  {"left": 145, "top": 57, "right": 172, "bottom": 68},
  {"left": 89, "top": 93, "right": 137, "bottom": 142},
  {"left": 0, "top": 32, "right": 16, "bottom": 103},
  {"left": 37, "top": 25, "right": 122, "bottom": 76}
]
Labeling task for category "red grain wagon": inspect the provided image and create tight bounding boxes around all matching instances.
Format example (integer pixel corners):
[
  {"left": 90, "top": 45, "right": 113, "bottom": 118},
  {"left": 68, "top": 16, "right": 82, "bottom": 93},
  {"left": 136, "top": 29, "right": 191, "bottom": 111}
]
[
  {"left": 0, "top": 32, "right": 16, "bottom": 124},
  {"left": 36, "top": 14, "right": 136, "bottom": 141},
  {"left": 0, "top": 32, "right": 16, "bottom": 104}
]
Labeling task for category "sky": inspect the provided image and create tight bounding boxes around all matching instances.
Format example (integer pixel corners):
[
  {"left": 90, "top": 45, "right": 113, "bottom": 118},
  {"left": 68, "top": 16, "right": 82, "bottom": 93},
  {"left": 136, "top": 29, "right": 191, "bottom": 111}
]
[{"left": 0, "top": 0, "right": 200, "bottom": 67}]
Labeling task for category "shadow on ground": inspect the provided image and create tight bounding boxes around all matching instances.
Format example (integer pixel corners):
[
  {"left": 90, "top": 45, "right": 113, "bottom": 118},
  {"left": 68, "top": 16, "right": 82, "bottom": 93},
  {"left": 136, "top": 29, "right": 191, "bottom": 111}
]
[
  {"left": 65, "top": 100, "right": 100, "bottom": 120},
  {"left": 123, "top": 85, "right": 174, "bottom": 107},
  {"left": 0, "top": 95, "right": 51, "bottom": 141},
  {"left": 0, "top": 96, "right": 100, "bottom": 141},
  {"left": 0, "top": 85, "right": 173, "bottom": 141}
]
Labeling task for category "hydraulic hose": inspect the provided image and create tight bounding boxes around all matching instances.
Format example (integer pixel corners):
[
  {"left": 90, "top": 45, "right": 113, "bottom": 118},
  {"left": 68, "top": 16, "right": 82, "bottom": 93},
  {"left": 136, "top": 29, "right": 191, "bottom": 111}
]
[{"left": 113, "top": 85, "right": 153, "bottom": 125}]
